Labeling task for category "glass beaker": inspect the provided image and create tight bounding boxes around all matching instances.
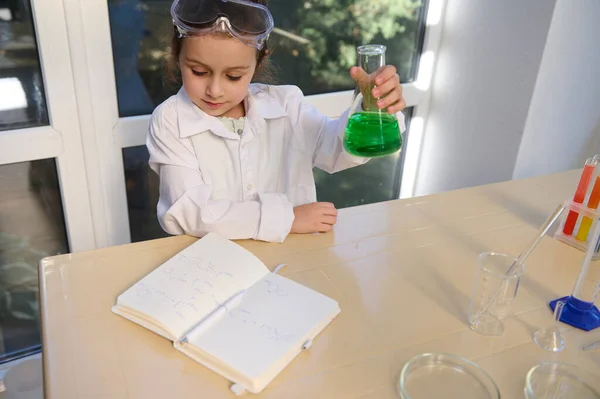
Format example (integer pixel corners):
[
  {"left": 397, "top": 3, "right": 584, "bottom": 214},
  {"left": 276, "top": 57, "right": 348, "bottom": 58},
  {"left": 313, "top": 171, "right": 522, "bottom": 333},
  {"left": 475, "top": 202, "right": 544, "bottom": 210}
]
[
  {"left": 468, "top": 252, "right": 524, "bottom": 336},
  {"left": 343, "top": 44, "right": 402, "bottom": 158}
]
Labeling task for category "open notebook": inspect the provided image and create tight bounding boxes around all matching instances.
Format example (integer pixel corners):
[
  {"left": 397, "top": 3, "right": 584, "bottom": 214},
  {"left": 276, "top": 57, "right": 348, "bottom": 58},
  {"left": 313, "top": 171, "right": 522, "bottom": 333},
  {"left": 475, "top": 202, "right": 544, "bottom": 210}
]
[{"left": 112, "top": 233, "right": 340, "bottom": 394}]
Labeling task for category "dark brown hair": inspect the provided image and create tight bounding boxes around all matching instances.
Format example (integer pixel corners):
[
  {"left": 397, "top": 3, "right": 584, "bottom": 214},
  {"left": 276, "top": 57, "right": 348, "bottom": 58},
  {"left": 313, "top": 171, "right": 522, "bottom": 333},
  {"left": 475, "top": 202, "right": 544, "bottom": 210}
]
[{"left": 166, "top": 0, "right": 276, "bottom": 85}]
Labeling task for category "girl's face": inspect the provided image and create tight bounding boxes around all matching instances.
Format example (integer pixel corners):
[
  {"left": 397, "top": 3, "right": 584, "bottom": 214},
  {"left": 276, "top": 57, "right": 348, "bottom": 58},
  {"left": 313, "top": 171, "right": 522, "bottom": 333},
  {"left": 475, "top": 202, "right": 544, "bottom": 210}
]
[{"left": 179, "top": 34, "right": 258, "bottom": 118}]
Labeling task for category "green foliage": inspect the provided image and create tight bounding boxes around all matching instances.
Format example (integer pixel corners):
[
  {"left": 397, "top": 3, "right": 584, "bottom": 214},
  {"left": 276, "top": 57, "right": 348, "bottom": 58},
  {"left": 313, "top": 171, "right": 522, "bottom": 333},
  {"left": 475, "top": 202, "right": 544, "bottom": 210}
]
[{"left": 268, "top": 0, "right": 423, "bottom": 92}]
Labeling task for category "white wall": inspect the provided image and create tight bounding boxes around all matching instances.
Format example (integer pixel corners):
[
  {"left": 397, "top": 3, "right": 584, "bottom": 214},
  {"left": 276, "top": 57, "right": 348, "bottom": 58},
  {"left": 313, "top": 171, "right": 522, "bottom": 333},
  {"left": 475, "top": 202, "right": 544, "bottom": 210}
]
[
  {"left": 414, "top": 0, "right": 556, "bottom": 196},
  {"left": 513, "top": 0, "right": 600, "bottom": 179}
]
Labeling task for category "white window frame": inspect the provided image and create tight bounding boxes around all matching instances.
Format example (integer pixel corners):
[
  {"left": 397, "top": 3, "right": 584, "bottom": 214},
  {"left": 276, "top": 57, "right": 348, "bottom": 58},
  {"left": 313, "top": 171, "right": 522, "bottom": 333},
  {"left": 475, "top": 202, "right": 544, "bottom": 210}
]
[
  {"left": 400, "top": 0, "right": 446, "bottom": 199},
  {"left": 0, "top": 0, "right": 96, "bottom": 252},
  {"left": 62, "top": 0, "right": 445, "bottom": 247}
]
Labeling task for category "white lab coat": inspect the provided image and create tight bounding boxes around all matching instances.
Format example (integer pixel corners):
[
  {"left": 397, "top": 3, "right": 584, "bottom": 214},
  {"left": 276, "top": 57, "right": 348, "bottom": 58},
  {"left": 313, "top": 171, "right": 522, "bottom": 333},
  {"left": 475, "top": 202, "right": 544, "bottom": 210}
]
[{"left": 147, "top": 84, "right": 405, "bottom": 243}]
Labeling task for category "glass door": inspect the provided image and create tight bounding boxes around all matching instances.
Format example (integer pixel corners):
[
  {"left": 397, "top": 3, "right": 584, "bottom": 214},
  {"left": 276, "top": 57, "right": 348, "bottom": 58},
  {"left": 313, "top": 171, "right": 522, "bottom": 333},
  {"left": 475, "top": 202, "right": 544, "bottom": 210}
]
[{"left": 0, "top": 0, "right": 94, "bottom": 362}]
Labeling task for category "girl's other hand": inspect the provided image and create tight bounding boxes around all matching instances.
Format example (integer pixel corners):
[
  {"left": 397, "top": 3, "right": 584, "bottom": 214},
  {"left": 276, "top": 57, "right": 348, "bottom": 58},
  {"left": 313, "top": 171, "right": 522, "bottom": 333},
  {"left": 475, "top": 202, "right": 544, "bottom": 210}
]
[{"left": 291, "top": 202, "right": 338, "bottom": 234}]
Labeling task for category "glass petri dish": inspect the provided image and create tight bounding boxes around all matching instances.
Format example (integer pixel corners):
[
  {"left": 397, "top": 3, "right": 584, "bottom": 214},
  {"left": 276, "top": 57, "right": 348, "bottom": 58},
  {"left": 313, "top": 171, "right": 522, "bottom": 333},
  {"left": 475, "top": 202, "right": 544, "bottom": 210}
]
[
  {"left": 525, "top": 362, "right": 600, "bottom": 399},
  {"left": 398, "top": 353, "right": 499, "bottom": 399}
]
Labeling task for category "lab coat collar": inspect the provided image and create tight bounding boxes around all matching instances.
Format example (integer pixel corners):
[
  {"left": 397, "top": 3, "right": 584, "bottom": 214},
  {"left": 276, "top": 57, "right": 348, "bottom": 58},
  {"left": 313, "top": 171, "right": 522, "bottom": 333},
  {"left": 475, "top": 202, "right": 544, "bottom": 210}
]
[
  {"left": 246, "top": 84, "right": 288, "bottom": 120},
  {"left": 176, "top": 85, "right": 287, "bottom": 139}
]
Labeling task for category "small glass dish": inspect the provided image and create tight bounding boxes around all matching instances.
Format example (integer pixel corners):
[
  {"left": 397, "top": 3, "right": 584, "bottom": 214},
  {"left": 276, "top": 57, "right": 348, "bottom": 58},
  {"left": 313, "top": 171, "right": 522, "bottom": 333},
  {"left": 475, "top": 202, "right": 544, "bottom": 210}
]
[
  {"left": 397, "top": 353, "right": 500, "bottom": 399},
  {"left": 525, "top": 362, "right": 600, "bottom": 398}
]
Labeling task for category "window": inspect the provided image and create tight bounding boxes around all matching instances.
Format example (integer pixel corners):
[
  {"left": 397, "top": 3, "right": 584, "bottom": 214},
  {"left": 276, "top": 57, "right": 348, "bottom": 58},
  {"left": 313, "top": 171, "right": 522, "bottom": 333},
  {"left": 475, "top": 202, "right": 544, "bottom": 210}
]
[
  {"left": 0, "top": 160, "right": 69, "bottom": 363},
  {"left": 108, "top": 0, "right": 426, "bottom": 117},
  {"left": 0, "top": 0, "right": 65, "bottom": 364},
  {"left": 0, "top": 1, "right": 49, "bottom": 130},
  {"left": 123, "top": 146, "right": 169, "bottom": 243},
  {"left": 0, "top": 0, "right": 101, "bottom": 370}
]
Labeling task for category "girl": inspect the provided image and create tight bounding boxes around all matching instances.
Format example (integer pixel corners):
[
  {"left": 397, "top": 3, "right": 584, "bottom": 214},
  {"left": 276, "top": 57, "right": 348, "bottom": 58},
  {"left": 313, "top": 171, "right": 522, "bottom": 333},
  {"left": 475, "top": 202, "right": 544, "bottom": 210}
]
[{"left": 147, "top": 0, "right": 406, "bottom": 243}]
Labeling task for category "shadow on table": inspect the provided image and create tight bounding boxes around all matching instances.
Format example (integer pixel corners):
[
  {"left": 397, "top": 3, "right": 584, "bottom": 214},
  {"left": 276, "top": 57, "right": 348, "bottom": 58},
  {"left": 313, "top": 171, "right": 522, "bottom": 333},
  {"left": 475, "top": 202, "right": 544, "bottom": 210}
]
[
  {"left": 403, "top": 253, "right": 471, "bottom": 324},
  {"left": 480, "top": 186, "right": 558, "bottom": 231},
  {"left": 402, "top": 207, "right": 496, "bottom": 326},
  {"left": 410, "top": 181, "right": 574, "bottom": 328},
  {"left": 512, "top": 312, "right": 539, "bottom": 336},
  {"left": 518, "top": 274, "right": 559, "bottom": 306}
]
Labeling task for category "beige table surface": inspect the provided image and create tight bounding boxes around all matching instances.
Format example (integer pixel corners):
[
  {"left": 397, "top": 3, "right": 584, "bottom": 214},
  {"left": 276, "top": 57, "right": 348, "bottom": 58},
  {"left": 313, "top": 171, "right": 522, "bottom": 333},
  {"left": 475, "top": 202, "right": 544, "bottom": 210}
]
[{"left": 39, "top": 170, "right": 600, "bottom": 399}]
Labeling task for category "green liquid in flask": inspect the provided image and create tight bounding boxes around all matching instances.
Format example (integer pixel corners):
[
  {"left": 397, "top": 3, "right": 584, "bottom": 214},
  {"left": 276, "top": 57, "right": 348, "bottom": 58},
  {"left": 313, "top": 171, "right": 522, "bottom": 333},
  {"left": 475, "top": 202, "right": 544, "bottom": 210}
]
[{"left": 344, "top": 112, "right": 402, "bottom": 157}]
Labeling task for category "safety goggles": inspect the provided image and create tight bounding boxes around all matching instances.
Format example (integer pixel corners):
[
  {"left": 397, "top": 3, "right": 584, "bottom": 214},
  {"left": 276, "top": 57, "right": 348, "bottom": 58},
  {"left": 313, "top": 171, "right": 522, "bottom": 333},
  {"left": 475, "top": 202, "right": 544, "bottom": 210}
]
[{"left": 171, "top": 0, "right": 274, "bottom": 50}]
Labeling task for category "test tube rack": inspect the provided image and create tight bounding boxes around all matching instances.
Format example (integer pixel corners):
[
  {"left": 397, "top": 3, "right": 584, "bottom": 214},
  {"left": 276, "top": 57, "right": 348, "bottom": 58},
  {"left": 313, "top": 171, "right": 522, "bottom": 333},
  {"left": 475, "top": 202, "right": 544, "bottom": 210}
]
[
  {"left": 553, "top": 154, "right": 600, "bottom": 260},
  {"left": 554, "top": 200, "right": 600, "bottom": 261}
]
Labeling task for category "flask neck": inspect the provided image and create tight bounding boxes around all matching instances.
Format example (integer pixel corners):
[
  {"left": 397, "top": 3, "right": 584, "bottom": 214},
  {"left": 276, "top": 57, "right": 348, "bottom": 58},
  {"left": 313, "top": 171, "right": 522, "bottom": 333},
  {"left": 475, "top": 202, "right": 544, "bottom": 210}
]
[
  {"left": 357, "top": 45, "right": 386, "bottom": 74},
  {"left": 355, "top": 45, "right": 387, "bottom": 112}
]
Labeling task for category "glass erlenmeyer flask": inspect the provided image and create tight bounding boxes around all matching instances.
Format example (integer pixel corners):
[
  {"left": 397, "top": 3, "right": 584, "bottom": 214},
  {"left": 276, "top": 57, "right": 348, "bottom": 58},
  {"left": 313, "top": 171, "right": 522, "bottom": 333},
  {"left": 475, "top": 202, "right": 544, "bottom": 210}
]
[{"left": 343, "top": 44, "right": 402, "bottom": 157}]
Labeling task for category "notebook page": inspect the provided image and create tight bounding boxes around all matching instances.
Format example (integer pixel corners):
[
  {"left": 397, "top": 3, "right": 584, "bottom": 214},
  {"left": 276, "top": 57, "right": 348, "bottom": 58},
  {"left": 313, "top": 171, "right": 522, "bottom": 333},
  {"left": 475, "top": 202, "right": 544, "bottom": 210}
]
[
  {"left": 115, "top": 233, "right": 269, "bottom": 340},
  {"left": 189, "top": 273, "right": 339, "bottom": 383}
]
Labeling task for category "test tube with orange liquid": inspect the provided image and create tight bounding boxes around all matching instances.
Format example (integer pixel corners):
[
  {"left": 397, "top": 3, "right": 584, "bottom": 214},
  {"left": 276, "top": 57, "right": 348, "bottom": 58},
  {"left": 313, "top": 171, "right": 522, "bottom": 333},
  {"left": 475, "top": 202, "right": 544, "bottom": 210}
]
[{"left": 563, "top": 156, "right": 600, "bottom": 236}]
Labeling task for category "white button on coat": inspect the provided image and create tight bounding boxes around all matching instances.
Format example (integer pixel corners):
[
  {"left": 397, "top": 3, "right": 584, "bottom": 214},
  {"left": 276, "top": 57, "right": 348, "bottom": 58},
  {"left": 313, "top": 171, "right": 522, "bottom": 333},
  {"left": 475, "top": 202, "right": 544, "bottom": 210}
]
[{"left": 147, "top": 84, "right": 406, "bottom": 243}]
